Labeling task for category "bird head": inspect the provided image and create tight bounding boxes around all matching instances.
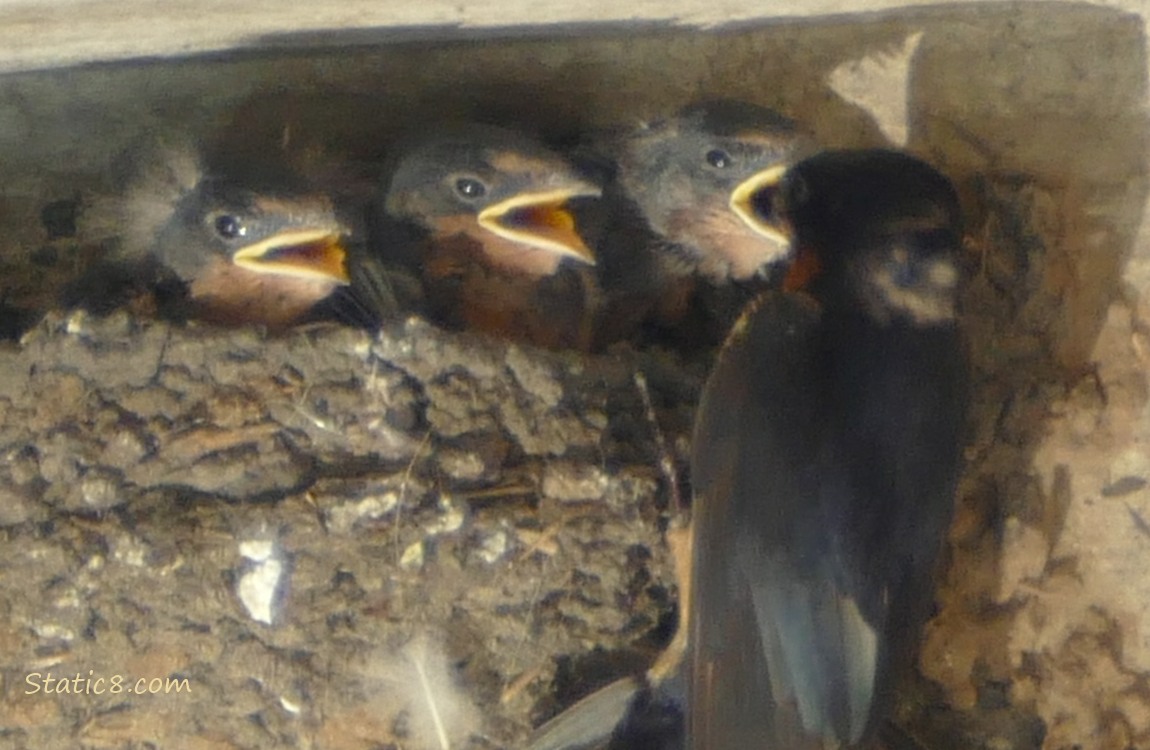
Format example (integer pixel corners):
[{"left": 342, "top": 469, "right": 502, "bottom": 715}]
[
  {"left": 382, "top": 125, "right": 601, "bottom": 278},
  {"left": 781, "top": 149, "right": 963, "bottom": 327},
  {"left": 616, "top": 100, "right": 815, "bottom": 282},
  {"left": 155, "top": 174, "right": 351, "bottom": 289}
]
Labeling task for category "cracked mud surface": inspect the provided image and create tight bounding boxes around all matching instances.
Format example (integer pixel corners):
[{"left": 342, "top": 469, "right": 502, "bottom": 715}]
[{"left": 0, "top": 312, "right": 703, "bottom": 749}]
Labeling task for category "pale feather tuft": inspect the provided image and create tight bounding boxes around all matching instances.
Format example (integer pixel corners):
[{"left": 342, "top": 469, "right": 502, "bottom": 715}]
[
  {"left": 78, "top": 139, "right": 203, "bottom": 260},
  {"left": 362, "top": 633, "right": 482, "bottom": 750}
]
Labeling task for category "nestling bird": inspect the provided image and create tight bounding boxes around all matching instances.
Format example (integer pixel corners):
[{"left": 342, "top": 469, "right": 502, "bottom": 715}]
[
  {"left": 591, "top": 100, "right": 814, "bottom": 347},
  {"left": 365, "top": 124, "right": 601, "bottom": 350},
  {"left": 74, "top": 141, "right": 352, "bottom": 329},
  {"left": 688, "top": 148, "right": 967, "bottom": 749}
]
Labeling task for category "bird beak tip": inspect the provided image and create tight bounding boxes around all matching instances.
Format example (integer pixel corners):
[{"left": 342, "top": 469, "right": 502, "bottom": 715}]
[
  {"left": 231, "top": 229, "right": 351, "bottom": 285},
  {"left": 478, "top": 190, "right": 598, "bottom": 266}
]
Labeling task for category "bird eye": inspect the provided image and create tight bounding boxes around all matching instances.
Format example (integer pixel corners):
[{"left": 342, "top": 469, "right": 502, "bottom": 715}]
[
  {"left": 705, "top": 149, "right": 733, "bottom": 169},
  {"left": 454, "top": 177, "right": 487, "bottom": 200},
  {"left": 888, "top": 249, "right": 921, "bottom": 287},
  {"left": 213, "top": 215, "right": 244, "bottom": 239}
]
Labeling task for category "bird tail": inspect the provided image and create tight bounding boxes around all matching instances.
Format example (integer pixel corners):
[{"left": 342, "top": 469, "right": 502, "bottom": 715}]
[{"left": 751, "top": 568, "right": 883, "bottom": 746}]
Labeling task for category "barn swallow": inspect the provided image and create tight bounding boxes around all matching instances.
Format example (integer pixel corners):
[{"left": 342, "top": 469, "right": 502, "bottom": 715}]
[
  {"left": 74, "top": 142, "right": 351, "bottom": 328},
  {"left": 524, "top": 149, "right": 966, "bottom": 750},
  {"left": 366, "top": 125, "right": 601, "bottom": 350},
  {"left": 613, "top": 100, "right": 811, "bottom": 282},
  {"left": 592, "top": 100, "right": 814, "bottom": 348},
  {"left": 688, "top": 148, "right": 967, "bottom": 749}
]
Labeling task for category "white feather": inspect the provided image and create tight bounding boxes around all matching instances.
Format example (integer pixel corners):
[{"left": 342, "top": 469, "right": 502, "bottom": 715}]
[{"left": 388, "top": 634, "right": 482, "bottom": 750}]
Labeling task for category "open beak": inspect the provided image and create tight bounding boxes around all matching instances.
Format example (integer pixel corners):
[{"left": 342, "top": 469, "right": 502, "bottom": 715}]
[
  {"left": 231, "top": 228, "right": 350, "bottom": 285},
  {"left": 476, "top": 185, "right": 600, "bottom": 266},
  {"left": 729, "top": 164, "right": 791, "bottom": 247}
]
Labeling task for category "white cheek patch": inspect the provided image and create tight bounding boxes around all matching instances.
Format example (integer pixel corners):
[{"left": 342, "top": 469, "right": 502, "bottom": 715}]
[
  {"left": 869, "top": 257, "right": 958, "bottom": 325},
  {"left": 927, "top": 258, "right": 959, "bottom": 289}
]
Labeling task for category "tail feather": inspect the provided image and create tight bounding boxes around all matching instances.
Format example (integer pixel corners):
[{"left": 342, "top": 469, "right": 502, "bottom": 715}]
[{"left": 751, "top": 563, "right": 881, "bottom": 745}]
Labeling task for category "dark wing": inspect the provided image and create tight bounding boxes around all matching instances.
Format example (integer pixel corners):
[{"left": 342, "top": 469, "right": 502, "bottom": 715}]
[
  {"left": 689, "top": 291, "right": 966, "bottom": 749},
  {"left": 319, "top": 207, "right": 430, "bottom": 328},
  {"left": 319, "top": 242, "right": 426, "bottom": 329},
  {"left": 690, "top": 291, "right": 848, "bottom": 749},
  {"left": 826, "top": 316, "right": 968, "bottom": 691}
]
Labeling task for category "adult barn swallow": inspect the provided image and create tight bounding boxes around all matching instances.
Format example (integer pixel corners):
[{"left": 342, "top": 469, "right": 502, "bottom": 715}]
[
  {"left": 592, "top": 100, "right": 813, "bottom": 347},
  {"left": 523, "top": 149, "right": 965, "bottom": 750},
  {"left": 370, "top": 125, "right": 601, "bottom": 350},
  {"left": 688, "top": 148, "right": 967, "bottom": 749},
  {"left": 76, "top": 143, "right": 351, "bottom": 328}
]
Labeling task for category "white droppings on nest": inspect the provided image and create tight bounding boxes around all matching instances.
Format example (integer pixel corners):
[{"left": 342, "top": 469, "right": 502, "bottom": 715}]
[
  {"left": 437, "top": 450, "right": 488, "bottom": 482},
  {"left": 427, "top": 495, "right": 466, "bottom": 535},
  {"left": 399, "top": 493, "right": 468, "bottom": 571},
  {"left": 541, "top": 462, "right": 609, "bottom": 503},
  {"left": 279, "top": 695, "right": 302, "bottom": 715},
  {"left": 237, "top": 538, "right": 286, "bottom": 625},
  {"left": 64, "top": 309, "right": 90, "bottom": 336},
  {"left": 326, "top": 491, "right": 400, "bottom": 534},
  {"left": 32, "top": 622, "right": 75, "bottom": 643},
  {"left": 828, "top": 31, "right": 923, "bottom": 147},
  {"left": 291, "top": 403, "right": 337, "bottom": 433},
  {"left": 239, "top": 539, "right": 276, "bottom": 561},
  {"left": 476, "top": 529, "right": 509, "bottom": 565},
  {"left": 80, "top": 475, "right": 119, "bottom": 509},
  {"left": 111, "top": 533, "right": 151, "bottom": 568},
  {"left": 401, "top": 540, "right": 425, "bottom": 570}
]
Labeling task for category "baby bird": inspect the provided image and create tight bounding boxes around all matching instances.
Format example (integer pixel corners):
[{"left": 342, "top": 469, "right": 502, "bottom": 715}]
[
  {"left": 592, "top": 100, "right": 814, "bottom": 348},
  {"left": 75, "top": 140, "right": 351, "bottom": 328},
  {"left": 367, "top": 124, "right": 601, "bottom": 350}
]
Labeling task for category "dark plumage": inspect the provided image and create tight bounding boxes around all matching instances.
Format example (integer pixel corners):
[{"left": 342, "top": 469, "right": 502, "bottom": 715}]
[
  {"left": 523, "top": 148, "right": 965, "bottom": 750},
  {"left": 688, "top": 148, "right": 967, "bottom": 749}
]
